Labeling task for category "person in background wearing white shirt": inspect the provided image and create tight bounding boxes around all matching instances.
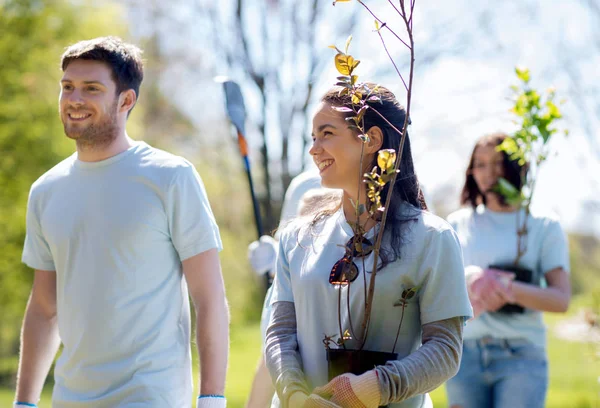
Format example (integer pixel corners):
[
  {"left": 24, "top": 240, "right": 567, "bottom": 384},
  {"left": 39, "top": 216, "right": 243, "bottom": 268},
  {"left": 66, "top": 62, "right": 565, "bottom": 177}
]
[
  {"left": 245, "top": 169, "right": 339, "bottom": 408},
  {"left": 15, "top": 37, "right": 229, "bottom": 408}
]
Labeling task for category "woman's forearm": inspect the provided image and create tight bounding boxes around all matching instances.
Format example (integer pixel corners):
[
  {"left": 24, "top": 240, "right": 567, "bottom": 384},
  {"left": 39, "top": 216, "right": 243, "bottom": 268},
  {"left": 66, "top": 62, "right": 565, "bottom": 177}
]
[
  {"left": 375, "top": 317, "right": 463, "bottom": 405},
  {"left": 264, "top": 301, "right": 310, "bottom": 407},
  {"left": 511, "top": 281, "right": 569, "bottom": 312}
]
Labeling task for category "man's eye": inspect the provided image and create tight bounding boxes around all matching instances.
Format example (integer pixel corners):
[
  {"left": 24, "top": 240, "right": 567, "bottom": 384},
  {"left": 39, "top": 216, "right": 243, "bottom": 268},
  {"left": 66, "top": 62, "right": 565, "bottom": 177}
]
[
  {"left": 62, "top": 85, "right": 73, "bottom": 91},
  {"left": 87, "top": 86, "right": 99, "bottom": 92}
]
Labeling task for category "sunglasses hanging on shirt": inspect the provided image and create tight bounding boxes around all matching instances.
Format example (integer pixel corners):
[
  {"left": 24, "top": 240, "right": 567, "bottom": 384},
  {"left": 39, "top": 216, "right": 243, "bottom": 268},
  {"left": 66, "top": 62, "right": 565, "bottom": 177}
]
[{"left": 329, "top": 235, "right": 374, "bottom": 285}]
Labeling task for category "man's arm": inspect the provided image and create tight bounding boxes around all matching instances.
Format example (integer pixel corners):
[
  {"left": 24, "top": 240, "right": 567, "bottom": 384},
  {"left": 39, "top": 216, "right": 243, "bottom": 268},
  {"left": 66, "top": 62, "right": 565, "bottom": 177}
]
[
  {"left": 15, "top": 270, "right": 61, "bottom": 405},
  {"left": 183, "top": 249, "right": 229, "bottom": 397}
]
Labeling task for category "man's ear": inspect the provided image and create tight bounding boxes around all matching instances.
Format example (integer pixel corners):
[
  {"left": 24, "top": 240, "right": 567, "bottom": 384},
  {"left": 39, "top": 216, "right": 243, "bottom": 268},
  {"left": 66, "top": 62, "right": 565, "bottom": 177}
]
[
  {"left": 365, "top": 126, "right": 384, "bottom": 154},
  {"left": 119, "top": 89, "right": 137, "bottom": 115}
]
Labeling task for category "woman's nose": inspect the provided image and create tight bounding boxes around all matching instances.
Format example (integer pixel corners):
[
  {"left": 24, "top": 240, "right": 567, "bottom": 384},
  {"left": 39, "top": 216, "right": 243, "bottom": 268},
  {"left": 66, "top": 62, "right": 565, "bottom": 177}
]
[{"left": 309, "top": 139, "right": 321, "bottom": 156}]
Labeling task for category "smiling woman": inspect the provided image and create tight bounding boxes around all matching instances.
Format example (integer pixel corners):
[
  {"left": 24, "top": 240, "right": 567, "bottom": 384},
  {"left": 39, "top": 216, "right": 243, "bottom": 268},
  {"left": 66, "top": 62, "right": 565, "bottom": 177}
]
[{"left": 264, "top": 83, "right": 473, "bottom": 408}]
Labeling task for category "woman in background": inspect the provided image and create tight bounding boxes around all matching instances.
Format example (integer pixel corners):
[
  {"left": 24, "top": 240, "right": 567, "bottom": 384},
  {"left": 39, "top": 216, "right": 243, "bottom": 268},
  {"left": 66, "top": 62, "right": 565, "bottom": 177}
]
[{"left": 445, "top": 132, "right": 571, "bottom": 408}]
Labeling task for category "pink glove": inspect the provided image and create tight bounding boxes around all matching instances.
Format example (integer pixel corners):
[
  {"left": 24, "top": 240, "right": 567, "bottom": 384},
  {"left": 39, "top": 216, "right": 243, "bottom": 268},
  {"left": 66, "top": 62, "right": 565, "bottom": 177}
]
[
  {"left": 313, "top": 371, "right": 381, "bottom": 408},
  {"left": 468, "top": 268, "right": 515, "bottom": 313}
]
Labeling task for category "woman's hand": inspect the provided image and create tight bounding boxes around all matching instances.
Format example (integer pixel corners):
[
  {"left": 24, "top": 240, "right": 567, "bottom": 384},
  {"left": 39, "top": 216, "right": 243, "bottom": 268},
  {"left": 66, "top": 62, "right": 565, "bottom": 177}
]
[
  {"left": 313, "top": 371, "right": 381, "bottom": 408},
  {"left": 289, "top": 390, "right": 342, "bottom": 408},
  {"left": 467, "top": 267, "right": 515, "bottom": 314}
]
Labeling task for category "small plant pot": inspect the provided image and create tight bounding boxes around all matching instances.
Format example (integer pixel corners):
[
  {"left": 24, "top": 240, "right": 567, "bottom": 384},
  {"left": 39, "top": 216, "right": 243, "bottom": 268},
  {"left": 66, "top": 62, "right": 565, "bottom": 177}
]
[
  {"left": 326, "top": 348, "right": 397, "bottom": 407},
  {"left": 489, "top": 263, "right": 535, "bottom": 314}
]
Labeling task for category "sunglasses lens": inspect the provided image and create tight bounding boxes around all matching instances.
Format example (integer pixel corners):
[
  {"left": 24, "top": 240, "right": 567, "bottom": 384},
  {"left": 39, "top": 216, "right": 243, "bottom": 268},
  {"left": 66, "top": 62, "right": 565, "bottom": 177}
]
[
  {"left": 346, "top": 236, "right": 374, "bottom": 258},
  {"left": 329, "top": 258, "right": 359, "bottom": 285}
]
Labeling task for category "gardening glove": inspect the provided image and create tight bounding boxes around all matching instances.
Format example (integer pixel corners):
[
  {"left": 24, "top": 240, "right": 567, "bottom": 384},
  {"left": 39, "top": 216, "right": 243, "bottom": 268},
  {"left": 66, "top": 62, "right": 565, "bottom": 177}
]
[
  {"left": 468, "top": 268, "right": 515, "bottom": 312},
  {"left": 247, "top": 235, "right": 277, "bottom": 275},
  {"left": 313, "top": 371, "right": 381, "bottom": 408},
  {"left": 288, "top": 391, "right": 342, "bottom": 408},
  {"left": 196, "top": 395, "right": 226, "bottom": 408}
]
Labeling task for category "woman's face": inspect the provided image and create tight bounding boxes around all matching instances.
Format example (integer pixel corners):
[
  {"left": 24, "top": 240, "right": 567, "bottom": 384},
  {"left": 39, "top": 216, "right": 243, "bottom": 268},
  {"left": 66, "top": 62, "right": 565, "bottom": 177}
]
[
  {"left": 309, "top": 102, "right": 371, "bottom": 194},
  {"left": 471, "top": 143, "right": 505, "bottom": 194}
]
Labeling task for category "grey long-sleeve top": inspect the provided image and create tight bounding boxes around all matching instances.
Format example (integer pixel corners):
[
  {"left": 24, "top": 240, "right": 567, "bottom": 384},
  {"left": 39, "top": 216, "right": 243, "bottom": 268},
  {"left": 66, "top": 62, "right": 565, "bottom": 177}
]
[{"left": 265, "top": 301, "right": 463, "bottom": 407}]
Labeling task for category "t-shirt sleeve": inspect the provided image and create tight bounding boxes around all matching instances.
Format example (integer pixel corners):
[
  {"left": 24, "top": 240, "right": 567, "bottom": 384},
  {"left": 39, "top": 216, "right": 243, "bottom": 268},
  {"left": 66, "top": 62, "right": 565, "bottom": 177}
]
[
  {"left": 167, "top": 164, "right": 222, "bottom": 261},
  {"left": 418, "top": 228, "right": 473, "bottom": 324},
  {"left": 270, "top": 230, "right": 294, "bottom": 304},
  {"left": 540, "top": 217, "right": 570, "bottom": 275},
  {"left": 22, "top": 187, "right": 55, "bottom": 271}
]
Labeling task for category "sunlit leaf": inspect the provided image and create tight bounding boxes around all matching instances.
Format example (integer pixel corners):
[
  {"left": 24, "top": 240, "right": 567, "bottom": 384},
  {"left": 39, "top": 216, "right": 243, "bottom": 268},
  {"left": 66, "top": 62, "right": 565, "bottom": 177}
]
[
  {"left": 328, "top": 45, "right": 343, "bottom": 54},
  {"left": 345, "top": 35, "right": 353, "bottom": 54},
  {"left": 515, "top": 66, "right": 530, "bottom": 83},
  {"left": 333, "top": 106, "right": 354, "bottom": 113},
  {"left": 335, "top": 53, "right": 351, "bottom": 75},
  {"left": 377, "top": 149, "right": 396, "bottom": 173}
]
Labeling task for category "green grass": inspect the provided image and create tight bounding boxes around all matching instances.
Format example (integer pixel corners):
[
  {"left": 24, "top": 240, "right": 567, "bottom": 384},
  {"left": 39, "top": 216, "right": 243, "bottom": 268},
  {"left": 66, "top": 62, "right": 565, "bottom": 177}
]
[{"left": 2, "top": 299, "right": 598, "bottom": 407}]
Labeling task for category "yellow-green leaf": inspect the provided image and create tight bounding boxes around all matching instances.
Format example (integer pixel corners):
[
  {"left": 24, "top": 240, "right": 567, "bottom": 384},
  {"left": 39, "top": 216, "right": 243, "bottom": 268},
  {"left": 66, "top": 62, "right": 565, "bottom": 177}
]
[
  {"left": 335, "top": 53, "right": 351, "bottom": 75},
  {"left": 345, "top": 35, "right": 353, "bottom": 54},
  {"left": 515, "top": 66, "right": 530, "bottom": 83},
  {"left": 377, "top": 149, "right": 396, "bottom": 172},
  {"left": 374, "top": 19, "right": 380, "bottom": 30}
]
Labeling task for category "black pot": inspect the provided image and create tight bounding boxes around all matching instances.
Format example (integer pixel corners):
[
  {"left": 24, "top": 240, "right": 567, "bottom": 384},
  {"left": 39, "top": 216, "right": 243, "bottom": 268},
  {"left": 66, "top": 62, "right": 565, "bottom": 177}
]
[
  {"left": 326, "top": 348, "right": 397, "bottom": 407},
  {"left": 489, "top": 263, "right": 535, "bottom": 314}
]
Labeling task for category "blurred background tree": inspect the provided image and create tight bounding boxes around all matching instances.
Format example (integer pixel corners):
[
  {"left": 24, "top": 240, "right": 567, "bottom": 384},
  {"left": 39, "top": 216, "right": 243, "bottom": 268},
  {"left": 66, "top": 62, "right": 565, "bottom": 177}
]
[
  {"left": 1, "top": 0, "right": 599, "bottom": 405},
  {"left": 0, "top": 0, "right": 131, "bottom": 383}
]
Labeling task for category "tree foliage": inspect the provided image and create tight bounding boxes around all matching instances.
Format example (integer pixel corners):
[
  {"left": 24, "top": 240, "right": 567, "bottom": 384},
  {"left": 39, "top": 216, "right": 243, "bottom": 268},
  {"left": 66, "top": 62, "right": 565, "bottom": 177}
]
[{"left": 0, "top": 0, "right": 129, "bottom": 383}]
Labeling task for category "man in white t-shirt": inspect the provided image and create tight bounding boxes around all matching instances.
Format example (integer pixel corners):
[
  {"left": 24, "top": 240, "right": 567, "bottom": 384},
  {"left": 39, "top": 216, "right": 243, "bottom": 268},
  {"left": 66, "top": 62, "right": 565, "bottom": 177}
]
[{"left": 15, "top": 37, "right": 229, "bottom": 408}]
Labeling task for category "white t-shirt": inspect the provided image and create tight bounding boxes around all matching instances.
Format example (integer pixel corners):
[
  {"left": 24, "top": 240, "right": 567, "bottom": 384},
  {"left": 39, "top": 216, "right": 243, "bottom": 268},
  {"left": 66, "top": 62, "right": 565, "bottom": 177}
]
[
  {"left": 270, "top": 204, "right": 472, "bottom": 407},
  {"left": 447, "top": 205, "right": 570, "bottom": 349},
  {"left": 261, "top": 169, "right": 327, "bottom": 340},
  {"left": 278, "top": 169, "right": 322, "bottom": 224},
  {"left": 22, "top": 142, "right": 222, "bottom": 407}
]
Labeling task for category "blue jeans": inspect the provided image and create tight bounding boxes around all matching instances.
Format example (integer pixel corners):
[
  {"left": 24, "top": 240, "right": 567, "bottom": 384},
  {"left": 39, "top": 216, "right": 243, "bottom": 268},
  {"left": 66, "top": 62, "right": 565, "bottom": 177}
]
[{"left": 446, "top": 337, "right": 548, "bottom": 408}]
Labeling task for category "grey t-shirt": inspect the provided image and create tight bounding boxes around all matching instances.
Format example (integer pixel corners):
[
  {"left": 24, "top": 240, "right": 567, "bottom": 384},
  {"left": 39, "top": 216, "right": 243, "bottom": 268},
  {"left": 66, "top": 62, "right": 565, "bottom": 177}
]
[
  {"left": 447, "top": 205, "right": 570, "bottom": 348},
  {"left": 270, "top": 205, "right": 472, "bottom": 407},
  {"left": 22, "top": 142, "right": 222, "bottom": 407}
]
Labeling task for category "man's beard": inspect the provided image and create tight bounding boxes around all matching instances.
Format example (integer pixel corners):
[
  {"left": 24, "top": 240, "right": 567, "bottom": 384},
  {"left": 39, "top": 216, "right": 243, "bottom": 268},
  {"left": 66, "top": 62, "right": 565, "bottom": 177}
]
[{"left": 63, "top": 101, "right": 119, "bottom": 151}]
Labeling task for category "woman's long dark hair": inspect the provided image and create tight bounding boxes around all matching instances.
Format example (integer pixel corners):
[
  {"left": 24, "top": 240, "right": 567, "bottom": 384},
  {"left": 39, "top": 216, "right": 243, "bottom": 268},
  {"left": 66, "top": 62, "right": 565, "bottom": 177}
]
[
  {"left": 309, "top": 83, "right": 427, "bottom": 270},
  {"left": 461, "top": 132, "right": 527, "bottom": 208}
]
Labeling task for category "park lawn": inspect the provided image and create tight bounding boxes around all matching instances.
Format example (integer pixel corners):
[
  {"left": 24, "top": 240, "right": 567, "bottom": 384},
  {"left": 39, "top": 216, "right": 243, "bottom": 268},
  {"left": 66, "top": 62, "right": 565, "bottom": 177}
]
[{"left": 1, "top": 298, "right": 598, "bottom": 407}]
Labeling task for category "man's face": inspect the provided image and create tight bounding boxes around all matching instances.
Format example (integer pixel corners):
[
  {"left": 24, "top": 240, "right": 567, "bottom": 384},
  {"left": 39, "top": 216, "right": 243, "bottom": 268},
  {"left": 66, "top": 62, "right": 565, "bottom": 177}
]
[{"left": 59, "top": 59, "right": 120, "bottom": 146}]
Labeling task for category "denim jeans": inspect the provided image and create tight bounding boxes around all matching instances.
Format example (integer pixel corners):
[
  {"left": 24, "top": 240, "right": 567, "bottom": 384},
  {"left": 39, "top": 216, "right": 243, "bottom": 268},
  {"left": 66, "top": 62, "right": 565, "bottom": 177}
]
[{"left": 446, "top": 337, "right": 548, "bottom": 408}]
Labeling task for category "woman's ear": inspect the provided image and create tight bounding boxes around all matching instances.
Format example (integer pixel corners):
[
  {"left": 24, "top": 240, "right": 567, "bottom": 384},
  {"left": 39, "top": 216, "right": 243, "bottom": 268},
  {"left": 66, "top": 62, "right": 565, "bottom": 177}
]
[{"left": 365, "top": 126, "right": 384, "bottom": 154}]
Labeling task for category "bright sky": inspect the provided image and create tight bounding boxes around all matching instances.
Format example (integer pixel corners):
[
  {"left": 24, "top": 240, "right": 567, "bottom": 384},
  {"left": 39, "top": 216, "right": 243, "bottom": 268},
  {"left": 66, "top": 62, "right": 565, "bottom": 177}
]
[
  {"left": 312, "top": 0, "right": 600, "bottom": 236},
  {"left": 129, "top": 0, "right": 600, "bottom": 237}
]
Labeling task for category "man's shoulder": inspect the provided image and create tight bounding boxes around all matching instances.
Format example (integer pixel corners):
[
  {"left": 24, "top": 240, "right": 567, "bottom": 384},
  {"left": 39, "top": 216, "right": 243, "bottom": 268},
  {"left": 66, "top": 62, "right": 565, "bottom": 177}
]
[
  {"left": 133, "top": 143, "right": 199, "bottom": 185},
  {"left": 30, "top": 153, "right": 77, "bottom": 195},
  {"left": 136, "top": 143, "right": 193, "bottom": 171}
]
